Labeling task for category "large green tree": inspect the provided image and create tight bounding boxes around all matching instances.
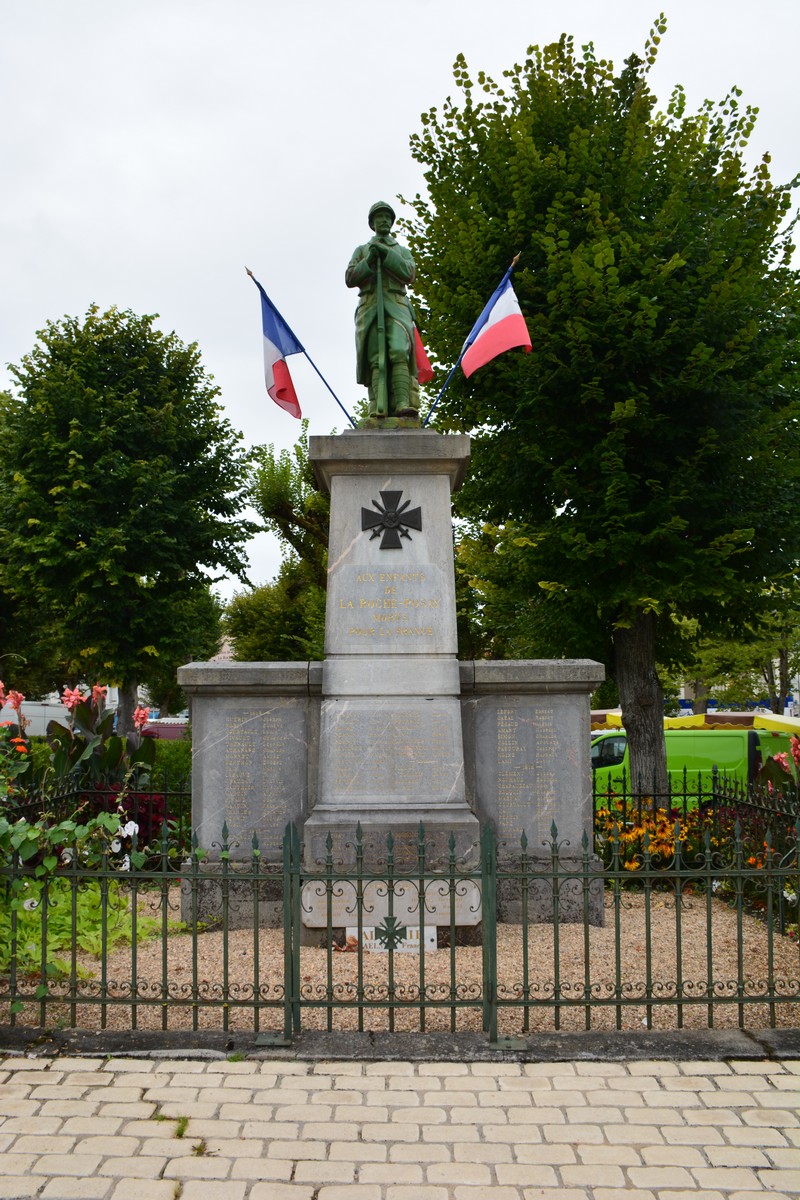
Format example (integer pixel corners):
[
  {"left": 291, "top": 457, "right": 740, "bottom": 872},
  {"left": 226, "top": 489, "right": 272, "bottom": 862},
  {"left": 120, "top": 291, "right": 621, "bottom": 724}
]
[
  {"left": 404, "top": 19, "right": 800, "bottom": 792},
  {"left": 0, "top": 306, "right": 254, "bottom": 730}
]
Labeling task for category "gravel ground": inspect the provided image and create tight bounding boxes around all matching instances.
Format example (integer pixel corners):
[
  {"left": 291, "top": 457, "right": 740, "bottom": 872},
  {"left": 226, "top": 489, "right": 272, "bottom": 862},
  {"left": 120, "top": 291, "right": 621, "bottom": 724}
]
[{"left": 5, "top": 885, "right": 799, "bottom": 1035}]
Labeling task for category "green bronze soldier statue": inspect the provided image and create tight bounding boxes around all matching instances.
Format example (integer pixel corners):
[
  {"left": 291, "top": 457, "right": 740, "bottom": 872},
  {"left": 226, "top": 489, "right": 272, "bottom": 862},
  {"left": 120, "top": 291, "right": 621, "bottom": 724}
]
[{"left": 346, "top": 201, "right": 420, "bottom": 425}]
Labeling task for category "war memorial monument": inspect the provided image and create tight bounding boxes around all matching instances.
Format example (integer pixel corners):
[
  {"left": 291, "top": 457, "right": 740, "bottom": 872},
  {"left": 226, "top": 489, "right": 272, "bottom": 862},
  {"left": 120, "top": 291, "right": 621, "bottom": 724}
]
[{"left": 178, "top": 202, "right": 604, "bottom": 930}]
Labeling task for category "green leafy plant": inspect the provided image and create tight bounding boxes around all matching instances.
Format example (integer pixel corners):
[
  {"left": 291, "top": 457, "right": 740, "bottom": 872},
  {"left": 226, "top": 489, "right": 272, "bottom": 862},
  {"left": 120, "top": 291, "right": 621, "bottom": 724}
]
[
  {"left": 47, "top": 685, "right": 155, "bottom": 782},
  {"left": 0, "top": 799, "right": 170, "bottom": 985},
  {"left": 0, "top": 876, "right": 161, "bottom": 979}
]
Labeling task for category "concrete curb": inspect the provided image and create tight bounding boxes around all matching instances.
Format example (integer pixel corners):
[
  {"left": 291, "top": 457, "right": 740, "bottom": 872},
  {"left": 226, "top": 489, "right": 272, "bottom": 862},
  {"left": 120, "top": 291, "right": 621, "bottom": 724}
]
[{"left": 2, "top": 1023, "right": 799, "bottom": 1062}]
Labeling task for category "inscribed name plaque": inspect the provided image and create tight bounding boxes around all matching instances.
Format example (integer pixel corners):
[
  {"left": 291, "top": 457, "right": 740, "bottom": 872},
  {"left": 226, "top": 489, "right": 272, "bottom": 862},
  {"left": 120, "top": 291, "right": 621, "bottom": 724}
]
[
  {"left": 472, "top": 695, "right": 585, "bottom": 851},
  {"left": 320, "top": 698, "right": 465, "bottom": 805},
  {"left": 192, "top": 699, "right": 308, "bottom": 857}
]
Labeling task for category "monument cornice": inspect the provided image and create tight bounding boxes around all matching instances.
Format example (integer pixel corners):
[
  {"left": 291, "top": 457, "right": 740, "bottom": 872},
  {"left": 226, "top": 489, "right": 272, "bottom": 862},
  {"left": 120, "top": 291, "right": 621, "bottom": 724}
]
[{"left": 309, "top": 431, "right": 471, "bottom": 493}]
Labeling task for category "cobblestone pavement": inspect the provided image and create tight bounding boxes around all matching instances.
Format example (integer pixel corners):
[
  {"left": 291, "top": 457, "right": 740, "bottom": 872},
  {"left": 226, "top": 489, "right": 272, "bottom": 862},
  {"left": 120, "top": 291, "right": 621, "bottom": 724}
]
[{"left": 1, "top": 1054, "right": 799, "bottom": 1200}]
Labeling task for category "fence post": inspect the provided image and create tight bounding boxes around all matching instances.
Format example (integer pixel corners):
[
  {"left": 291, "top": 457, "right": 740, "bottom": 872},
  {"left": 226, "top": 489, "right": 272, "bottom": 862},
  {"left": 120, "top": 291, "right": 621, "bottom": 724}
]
[
  {"left": 481, "top": 823, "right": 497, "bottom": 1041},
  {"left": 291, "top": 822, "right": 302, "bottom": 1033},
  {"left": 282, "top": 823, "right": 294, "bottom": 1042}
]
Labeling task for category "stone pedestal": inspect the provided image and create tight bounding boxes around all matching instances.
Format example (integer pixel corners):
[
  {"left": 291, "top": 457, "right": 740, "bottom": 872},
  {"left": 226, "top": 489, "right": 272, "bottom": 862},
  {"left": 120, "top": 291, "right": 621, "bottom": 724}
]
[
  {"left": 178, "top": 432, "right": 606, "bottom": 928},
  {"left": 303, "top": 432, "right": 480, "bottom": 868}
]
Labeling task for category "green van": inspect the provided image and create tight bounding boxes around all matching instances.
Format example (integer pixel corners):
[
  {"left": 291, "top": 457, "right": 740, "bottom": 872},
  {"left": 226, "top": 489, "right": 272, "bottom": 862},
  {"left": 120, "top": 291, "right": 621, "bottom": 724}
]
[{"left": 591, "top": 727, "right": 792, "bottom": 795}]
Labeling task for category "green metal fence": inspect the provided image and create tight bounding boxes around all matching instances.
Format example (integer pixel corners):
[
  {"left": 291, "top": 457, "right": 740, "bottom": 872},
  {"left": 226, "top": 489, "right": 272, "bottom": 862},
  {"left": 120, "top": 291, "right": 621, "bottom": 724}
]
[
  {"left": 2, "top": 804, "right": 798, "bottom": 1040},
  {"left": 7, "top": 773, "right": 192, "bottom": 848}
]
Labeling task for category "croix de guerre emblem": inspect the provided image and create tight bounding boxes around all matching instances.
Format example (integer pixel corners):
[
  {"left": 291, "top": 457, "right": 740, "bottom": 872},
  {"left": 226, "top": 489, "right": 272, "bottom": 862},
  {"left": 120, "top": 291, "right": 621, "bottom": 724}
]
[{"left": 361, "top": 490, "right": 422, "bottom": 550}]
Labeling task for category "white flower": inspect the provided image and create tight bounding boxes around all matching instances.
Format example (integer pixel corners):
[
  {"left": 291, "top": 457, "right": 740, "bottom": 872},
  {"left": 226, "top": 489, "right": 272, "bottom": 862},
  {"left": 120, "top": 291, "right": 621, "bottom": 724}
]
[
  {"left": 784, "top": 887, "right": 797, "bottom": 904},
  {"left": 711, "top": 880, "right": 722, "bottom": 893},
  {"left": 60, "top": 848, "right": 73, "bottom": 864},
  {"left": 121, "top": 820, "right": 139, "bottom": 839},
  {"left": 22, "top": 898, "right": 39, "bottom": 911},
  {"left": 119, "top": 854, "right": 130, "bottom": 872},
  {"left": 110, "top": 839, "right": 121, "bottom": 853}
]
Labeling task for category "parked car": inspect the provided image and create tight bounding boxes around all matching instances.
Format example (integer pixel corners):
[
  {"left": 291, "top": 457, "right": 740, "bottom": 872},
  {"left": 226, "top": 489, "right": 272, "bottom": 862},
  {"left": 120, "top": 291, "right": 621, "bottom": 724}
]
[
  {"left": 141, "top": 718, "right": 188, "bottom": 741},
  {"left": 591, "top": 726, "right": 793, "bottom": 793}
]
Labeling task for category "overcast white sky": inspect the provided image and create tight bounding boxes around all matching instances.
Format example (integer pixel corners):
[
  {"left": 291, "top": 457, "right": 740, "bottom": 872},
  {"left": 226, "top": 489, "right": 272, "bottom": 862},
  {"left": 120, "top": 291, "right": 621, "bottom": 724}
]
[{"left": 3, "top": 0, "right": 798, "bottom": 599}]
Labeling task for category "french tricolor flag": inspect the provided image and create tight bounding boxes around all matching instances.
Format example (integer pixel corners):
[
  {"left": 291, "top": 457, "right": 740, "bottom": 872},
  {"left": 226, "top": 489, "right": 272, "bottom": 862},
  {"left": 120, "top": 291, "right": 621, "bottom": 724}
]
[
  {"left": 252, "top": 276, "right": 303, "bottom": 419},
  {"left": 461, "top": 275, "right": 532, "bottom": 378}
]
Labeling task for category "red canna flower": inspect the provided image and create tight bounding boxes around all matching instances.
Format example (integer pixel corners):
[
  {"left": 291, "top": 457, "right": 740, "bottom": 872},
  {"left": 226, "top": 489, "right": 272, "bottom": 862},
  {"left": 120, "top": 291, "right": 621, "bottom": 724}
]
[
  {"left": 791, "top": 735, "right": 800, "bottom": 769},
  {"left": 61, "top": 686, "right": 86, "bottom": 712}
]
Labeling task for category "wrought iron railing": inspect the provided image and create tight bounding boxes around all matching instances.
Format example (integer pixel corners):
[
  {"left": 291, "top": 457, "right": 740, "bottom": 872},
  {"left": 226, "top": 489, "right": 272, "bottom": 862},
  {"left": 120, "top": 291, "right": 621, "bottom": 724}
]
[{"left": 1, "top": 812, "right": 798, "bottom": 1040}]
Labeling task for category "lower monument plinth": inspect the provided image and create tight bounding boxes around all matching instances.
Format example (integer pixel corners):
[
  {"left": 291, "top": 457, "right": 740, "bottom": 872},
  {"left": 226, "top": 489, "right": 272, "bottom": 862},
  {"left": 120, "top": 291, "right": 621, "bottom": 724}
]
[{"left": 301, "top": 805, "right": 480, "bottom": 872}]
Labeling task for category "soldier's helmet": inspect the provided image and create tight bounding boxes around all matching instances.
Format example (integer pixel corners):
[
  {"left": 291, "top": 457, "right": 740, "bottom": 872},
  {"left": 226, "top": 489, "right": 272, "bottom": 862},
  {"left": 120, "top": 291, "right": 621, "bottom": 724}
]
[{"left": 368, "top": 201, "right": 396, "bottom": 230}]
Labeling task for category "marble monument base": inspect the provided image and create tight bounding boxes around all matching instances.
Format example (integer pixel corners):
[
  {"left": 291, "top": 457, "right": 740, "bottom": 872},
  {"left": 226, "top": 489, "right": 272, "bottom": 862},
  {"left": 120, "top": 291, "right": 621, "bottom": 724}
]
[{"left": 302, "top": 803, "right": 480, "bottom": 871}]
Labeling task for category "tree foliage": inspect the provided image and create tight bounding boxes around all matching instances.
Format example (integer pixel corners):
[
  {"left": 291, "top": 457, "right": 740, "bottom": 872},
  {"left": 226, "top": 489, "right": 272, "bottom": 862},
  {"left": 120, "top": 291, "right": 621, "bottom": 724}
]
[
  {"left": 250, "top": 422, "right": 328, "bottom": 592},
  {"left": 682, "top": 579, "right": 800, "bottom": 713},
  {"left": 143, "top": 583, "right": 223, "bottom": 715},
  {"left": 404, "top": 18, "right": 800, "bottom": 789},
  {"left": 224, "top": 558, "right": 326, "bottom": 662},
  {"left": 0, "top": 306, "right": 254, "bottom": 728},
  {"left": 224, "top": 422, "right": 328, "bottom": 662}
]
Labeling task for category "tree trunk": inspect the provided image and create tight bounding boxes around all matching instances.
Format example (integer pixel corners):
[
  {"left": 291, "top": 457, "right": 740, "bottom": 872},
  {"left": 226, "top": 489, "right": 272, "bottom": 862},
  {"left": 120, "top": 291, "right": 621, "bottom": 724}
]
[
  {"left": 116, "top": 679, "right": 139, "bottom": 736},
  {"left": 691, "top": 680, "right": 709, "bottom": 715},
  {"left": 778, "top": 645, "right": 790, "bottom": 716},
  {"left": 614, "top": 611, "right": 668, "bottom": 796},
  {"left": 762, "top": 660, "right": 779, "bottom": 714}
]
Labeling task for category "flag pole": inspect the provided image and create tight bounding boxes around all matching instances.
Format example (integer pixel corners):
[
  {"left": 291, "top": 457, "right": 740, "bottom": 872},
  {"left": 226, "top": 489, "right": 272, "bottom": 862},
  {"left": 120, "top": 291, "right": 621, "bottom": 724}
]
[
  {"left": 422, "top": 253, "right": 521, "bottom": 429},
  {"left": 245, "top": 268, "right": 356, "bottom": 429}
]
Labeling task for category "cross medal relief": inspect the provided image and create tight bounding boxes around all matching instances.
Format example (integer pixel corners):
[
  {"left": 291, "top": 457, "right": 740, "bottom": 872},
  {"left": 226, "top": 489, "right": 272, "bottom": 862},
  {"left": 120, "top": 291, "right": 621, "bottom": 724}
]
[{"left": 360, "top": 490, "right": 422, "bottom": 550}]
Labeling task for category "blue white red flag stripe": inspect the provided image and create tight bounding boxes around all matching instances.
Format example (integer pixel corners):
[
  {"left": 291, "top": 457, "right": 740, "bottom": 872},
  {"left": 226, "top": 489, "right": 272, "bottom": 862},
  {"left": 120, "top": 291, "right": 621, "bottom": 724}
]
[
  {"left": 253, "top": 278, "right": 303, "bottom": 419},
  {"left": 461, "top": 276, "right": 531, "bottom": 378}
]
